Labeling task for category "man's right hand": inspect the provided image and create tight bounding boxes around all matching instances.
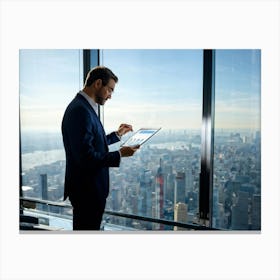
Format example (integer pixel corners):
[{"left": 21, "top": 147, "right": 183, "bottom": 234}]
[{"left": 119, "top": 145, "right": 140, "bottom": 157}]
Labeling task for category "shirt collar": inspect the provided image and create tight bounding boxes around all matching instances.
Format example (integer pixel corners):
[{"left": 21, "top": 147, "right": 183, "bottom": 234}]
[{"left": 79, "top": 90, "right": 99, "bottom": 115}]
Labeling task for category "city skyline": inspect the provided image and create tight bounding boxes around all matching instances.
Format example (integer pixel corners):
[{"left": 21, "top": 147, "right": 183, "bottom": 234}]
[{"left": 20, "top": 128, "right": 261, "bottom": 230}]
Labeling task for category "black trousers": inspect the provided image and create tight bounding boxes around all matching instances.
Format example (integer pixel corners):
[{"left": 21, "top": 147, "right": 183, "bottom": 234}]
[{"left": 71, "top": 199, "right": 106, "bottom": 230}]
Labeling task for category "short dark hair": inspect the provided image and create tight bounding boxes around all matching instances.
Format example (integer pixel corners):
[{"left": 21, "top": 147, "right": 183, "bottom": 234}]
[{"left": 84, "top": 66, "right": 118, "bottom": 87}]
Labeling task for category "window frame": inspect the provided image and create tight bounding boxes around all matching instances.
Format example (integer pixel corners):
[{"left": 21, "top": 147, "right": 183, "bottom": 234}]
[{"left": 199, "top": 50, "right": 215, "bottom": 226}]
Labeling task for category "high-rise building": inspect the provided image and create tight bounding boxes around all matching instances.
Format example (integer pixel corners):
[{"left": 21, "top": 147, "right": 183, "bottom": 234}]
[
  {"left": 186, "top": 190, "right": 198, "bottom": 213},
  {"left": 163, "top": 164, "right": 172, "bottom": 203},
  {"left": 174, "top": 202, "right": 188, "bottom": 231},
  {"left": 40, "top": 173, "right": 48, "bottom": 211},
  {"left": 231, "top": 191, "right": 249, "bottom": 229},
  {"left": 174, "top": 172, "right": 186, "bottom": 204},
  {"left": 155, "top": 159, "right": 164, "bottom": 229},
  {"left": 212, "top": 187, "right": 219, "bottom": 227},
  {"left": 139, "top": 169, "right": 153, "bottom": 217},
  {"left": 185, "top": 160, "right": 193, "bottom": 192},
  {"left": 40, "top": 174, "right": 48, "bottom": 200},
  {"left": 151, "top": 191, "right": 158, "bottom": 230},
  {"left": 166, "top": 170, "right": 175, "bottom": 202},
  {"left": 251, "top": 194, "right": 261, "bottom": 230}
]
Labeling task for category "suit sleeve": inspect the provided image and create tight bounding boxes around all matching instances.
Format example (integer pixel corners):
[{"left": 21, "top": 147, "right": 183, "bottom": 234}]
[
  {"left": 63, "top": 106, "right": 121, "bottom": 168},
  {"left": 106, "top": 132, "right": 121, "bottom": 145}
]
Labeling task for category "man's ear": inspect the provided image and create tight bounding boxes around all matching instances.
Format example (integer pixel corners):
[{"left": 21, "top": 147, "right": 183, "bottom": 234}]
[{"left": 94, "top": 79, "right": 103, "bottom": 89}]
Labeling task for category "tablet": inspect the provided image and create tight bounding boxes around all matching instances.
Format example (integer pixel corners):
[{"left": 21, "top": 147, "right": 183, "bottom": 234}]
[{"left": 120, "top": 128, "right": 161, "bottom": 147}]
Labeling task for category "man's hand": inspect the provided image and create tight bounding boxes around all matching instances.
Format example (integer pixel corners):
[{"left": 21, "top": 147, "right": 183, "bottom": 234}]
[
  {"left": 119, "top": 145, "right": 140, "bottom": 157},
  {"left": 117, "top": 124, "right": 133, "bottom": 137}
]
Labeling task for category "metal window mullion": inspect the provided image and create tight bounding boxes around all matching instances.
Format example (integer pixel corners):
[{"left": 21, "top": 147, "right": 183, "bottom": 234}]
[
  {"left": 83, "top": 49, "right": 101, "bottom": 117},
  {"left": 83, "top": 49, "right": 91, "bottom": 84},
  {"left": 97, "top": 49, "right": 101, "bottom": 120},
  {"left": 199, "top": 50, "right": 215, "bottom": 225}
]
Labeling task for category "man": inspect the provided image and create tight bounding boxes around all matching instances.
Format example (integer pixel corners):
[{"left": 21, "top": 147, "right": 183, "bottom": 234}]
[{"left": 62, "top": 66, "right": 138, "bottom": 230}]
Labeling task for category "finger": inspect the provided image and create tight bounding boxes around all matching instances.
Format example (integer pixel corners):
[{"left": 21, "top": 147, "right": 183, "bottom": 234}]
[
  {"left": 132, "top": 145, "right": 140, "bottom": 151},
  {"left": 125, "top": 126, "right": 133, "bottom": 132},
  {"left": 121, "top": 124, "right": 133, "bottom": 130},
  {"left": 121, "top": 127, "right": 133, "bottom": 134}
]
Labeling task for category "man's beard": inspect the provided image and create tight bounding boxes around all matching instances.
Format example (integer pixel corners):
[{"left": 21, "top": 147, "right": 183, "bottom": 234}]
[{"left": 95, "top": 92, "right": 106, "bottom": 105}]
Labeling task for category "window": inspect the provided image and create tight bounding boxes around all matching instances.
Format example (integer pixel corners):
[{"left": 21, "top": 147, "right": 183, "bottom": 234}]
[
  {"left": 99, "top": 49, "right": 203, "bottom": 229},
  {"left": 19, "top": 49, "right": 261, "bottom": 231},
  {"left": 213, "top": 50, "right": 261, "bottom": 230},
  {"left": 20, "top": 49, "right": 83, "bottom": 217}
]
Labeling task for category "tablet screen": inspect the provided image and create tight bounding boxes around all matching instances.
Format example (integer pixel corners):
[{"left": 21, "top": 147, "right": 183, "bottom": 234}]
[{"left": 120, "top": 128, "right": 161, "bottom": 147}]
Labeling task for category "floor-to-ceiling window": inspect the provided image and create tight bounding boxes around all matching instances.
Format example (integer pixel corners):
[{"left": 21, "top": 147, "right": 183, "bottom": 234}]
[
  {"left": 213, "top": 50, "right": 261, "bottom": 230},
  {"left": 19, "top": 49, "right": 261, "bottom": 231},
  {"left": 19, "top": 49, "right": 83, "bottom": 219},
  {"left": 99, "top": 49, "right": 203, "bottom": 230}
]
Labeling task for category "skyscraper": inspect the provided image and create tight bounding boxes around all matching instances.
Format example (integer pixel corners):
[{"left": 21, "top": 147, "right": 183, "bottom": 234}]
[
  {"left": 174, "top": 202, "right": 188, "bottom": 231},
  {"left": 185, "top": 160, "right": 193, "bottom": 192},
  {"left": 40, "top": 174, "right": 48, "bottom": 200},
  {"left": 251, "top": 194, "right": 261, "bottom": 230},
  {"left": 175, "top": 172, "right": 186, "bottom": 204},
  {"left": 139, "top": 169, "right": 153, "bottom": 217},
  {"left": 166, "top": 168, "right": 175, "bottom": 202},
  {"left": 40, "top": 173, "right": 48, "bottom": 211},
  {"left": 155, "top": 159, "right": 164, "bottom": 229},
  {"left": 231, "top": 191, "right": 249, "bottom": 229}
]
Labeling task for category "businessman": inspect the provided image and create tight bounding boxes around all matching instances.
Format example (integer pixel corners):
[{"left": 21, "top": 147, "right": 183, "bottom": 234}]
[{"left": 62, "top": 66, "right": 139, "bottom": 230}]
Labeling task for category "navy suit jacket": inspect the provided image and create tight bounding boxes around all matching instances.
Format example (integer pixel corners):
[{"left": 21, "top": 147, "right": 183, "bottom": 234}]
[{"left": 61, "top": 94, "right": 121, "bottom": 205}]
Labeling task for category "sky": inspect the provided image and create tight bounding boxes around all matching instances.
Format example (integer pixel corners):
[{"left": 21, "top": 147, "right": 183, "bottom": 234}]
[
  {"left": 19, "top": 49, "right": 83, "bottom": 132},
  {"left": 19, "top": 49, "right": 261, "bottom": 133}
]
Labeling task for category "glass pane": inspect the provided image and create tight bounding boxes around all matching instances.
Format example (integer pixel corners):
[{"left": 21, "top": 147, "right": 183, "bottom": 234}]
[
  {"left": 20, "top": 49, "right": 83, "bottom": 216},
  {"left": 100, "top": 49, "right": 203, "bottom": 230},
  {"left": 213, "top": 50, "right": 261, "bottom": 230}
]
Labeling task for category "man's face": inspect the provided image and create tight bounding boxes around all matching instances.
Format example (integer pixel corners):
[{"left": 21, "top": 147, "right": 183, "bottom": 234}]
[{"left": 95, "top": 78, "right": 116, "bottom": 105}]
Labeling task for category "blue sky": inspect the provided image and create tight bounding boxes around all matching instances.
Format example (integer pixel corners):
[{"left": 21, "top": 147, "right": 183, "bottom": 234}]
[
  {"left": 102, "top": 49, "right": 261, "bottom": 131},
  {"left": 215, "top": 49, "right": 261, "bottom": 130},
  {"left": 19, "top": 49, "right": 83, "bottom": 132},
  {"left": 19, "top": 49, "right": 261, "bottom": 132},
  {"left": 101, "top": 49, "right": 204, "bottom": 131}
]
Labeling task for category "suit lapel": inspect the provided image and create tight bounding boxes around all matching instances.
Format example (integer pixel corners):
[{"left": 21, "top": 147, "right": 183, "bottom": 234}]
[{"left": 76, "top": 94, "right": 108, "bottom": 147}]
